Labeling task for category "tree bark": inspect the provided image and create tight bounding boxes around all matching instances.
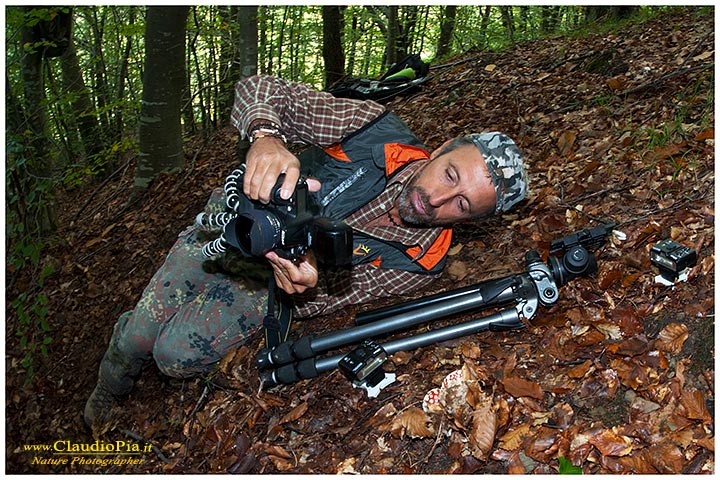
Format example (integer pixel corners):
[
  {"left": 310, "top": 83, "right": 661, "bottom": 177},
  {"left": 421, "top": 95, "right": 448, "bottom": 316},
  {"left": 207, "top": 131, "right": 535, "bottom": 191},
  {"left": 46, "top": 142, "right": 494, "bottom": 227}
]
[
  {"left": 323, "top": 5, "right": 345, "bottom": 88},
  {"left": 17, "top": 6, "right": 57, "bottom": 233},
  {"left": 135, "top": 6, "right": 189, "bottom": 190},
  {"left": 386, "top": 6, "right": 399, "bottom": 67},
  {"left": 60, "top": 39, "right": 106, "bottom": 172},
  {"left": 435, "top": 5, "right": 457, "bottom": 59}
]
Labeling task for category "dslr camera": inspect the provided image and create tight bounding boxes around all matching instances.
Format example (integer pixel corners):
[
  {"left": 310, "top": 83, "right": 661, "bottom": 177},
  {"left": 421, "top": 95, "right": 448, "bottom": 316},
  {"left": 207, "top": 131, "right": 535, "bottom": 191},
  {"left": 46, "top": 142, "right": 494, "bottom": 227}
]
[{"left": 212, "top": 165, "right": 353, "bottom": 267}]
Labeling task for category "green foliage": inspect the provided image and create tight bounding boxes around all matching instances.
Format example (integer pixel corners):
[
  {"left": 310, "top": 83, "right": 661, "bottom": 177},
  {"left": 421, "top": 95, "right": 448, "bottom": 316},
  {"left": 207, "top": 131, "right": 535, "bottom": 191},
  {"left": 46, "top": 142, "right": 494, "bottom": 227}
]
[
  {"left": 558, "top": 457, "right": 582, "bottom": 474},
  {"left": 6, "top": 133, "right": 57, "bottom": 383}
]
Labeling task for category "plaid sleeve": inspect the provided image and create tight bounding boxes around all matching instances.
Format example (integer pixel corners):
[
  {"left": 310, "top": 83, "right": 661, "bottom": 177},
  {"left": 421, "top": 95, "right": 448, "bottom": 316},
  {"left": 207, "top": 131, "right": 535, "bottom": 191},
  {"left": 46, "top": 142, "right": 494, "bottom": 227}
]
[
  {"left": 293, "top": 264, "right": 439, "bottom": 318},
  {"left": 230, "top": 75, "right": 385, "bottom": 147}
]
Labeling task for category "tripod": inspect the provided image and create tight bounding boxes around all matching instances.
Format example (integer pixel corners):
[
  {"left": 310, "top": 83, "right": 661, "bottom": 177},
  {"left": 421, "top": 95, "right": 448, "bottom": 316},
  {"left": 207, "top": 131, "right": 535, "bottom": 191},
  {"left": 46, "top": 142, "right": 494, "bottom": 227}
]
[{"left": 256, "top": 223, "right": 615, "bottom": 393}]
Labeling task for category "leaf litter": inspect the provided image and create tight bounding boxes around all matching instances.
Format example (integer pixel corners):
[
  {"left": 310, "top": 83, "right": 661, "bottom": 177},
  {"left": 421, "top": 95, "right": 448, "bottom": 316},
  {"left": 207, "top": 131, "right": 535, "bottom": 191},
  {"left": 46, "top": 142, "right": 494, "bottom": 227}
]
[{"left": 6, "top": 8, "right": 714, "bottom": 475}]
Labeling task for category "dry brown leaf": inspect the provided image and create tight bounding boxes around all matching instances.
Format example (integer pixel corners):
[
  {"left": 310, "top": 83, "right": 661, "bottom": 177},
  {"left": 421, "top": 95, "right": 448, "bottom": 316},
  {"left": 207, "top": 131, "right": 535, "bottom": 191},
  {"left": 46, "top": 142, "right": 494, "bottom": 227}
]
[
  {"left": 499, "top": 423, "right": 530, "bottom": 450},
  {"left": 598, "top": 269, "right": 622, "bottom": 289},
  {"left": 650, "top": 143, "right": 682, "bottom": 161},
  {"left": 589, "top": 429, "right": 633, "bottom": 457},
  {"left": 447, "top": 243, "right": 464, "bottom": 256},
  {"left": 648, "top": 442, "right": 686, "bottom": 473},
  {"left": 679, "top": 388, "right": 712, "bottom": 422},
  {"left": 606, "top": 76, "right": 626, "bottom": 91},
  {"left": 469, "top": 403, "right": 497, "bottom": 460},
  {"left": 506, "top": 450, "right": 527, "bottom": 474},
  {"left": 368, "top": 402, "right": 398, "bottom": 429},
  {"left": 391, "top": 406, "right": 434, "bottom": 439},
  {"left": 695, "top": 127, "right": 714, "bottom": 140},
  {"left": 655, "top": 322, "right": 689, "bottom": 355},
  {"left": 459, "top": 342, "right": 482, "bottom": 360},
  {"left": 557, "top": 130, "right": 577, "bottom": 156},
  {"left": 465, "top": 381, "right": 487, "bottom": 410},
  {"left": 567, "top": 360, "right": 593, "bottom": 379},
  {"left": 446, "top": 259, "right": 469, "bottom": 280},
  {"left": 502, "top": 376, "right": 544, "bottom": 399},
  {"left": 279, "top": 401, "right": 308, "bottom": 425},
  {"left": 264, "top": 444, "right": 293, "bottom": 467}
]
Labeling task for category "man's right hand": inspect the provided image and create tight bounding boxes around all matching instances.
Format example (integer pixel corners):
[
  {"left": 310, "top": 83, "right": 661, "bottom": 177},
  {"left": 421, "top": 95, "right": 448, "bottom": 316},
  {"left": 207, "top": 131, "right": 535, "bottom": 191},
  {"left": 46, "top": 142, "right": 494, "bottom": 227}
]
[{"left": 243, "top": 136, "right": 301, "bottom": 203}]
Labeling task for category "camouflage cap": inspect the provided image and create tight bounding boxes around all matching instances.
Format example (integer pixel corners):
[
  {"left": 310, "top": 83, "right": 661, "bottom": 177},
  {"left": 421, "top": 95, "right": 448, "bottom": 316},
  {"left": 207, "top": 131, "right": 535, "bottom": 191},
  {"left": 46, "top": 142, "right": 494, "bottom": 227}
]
[{"left": 469, "top": 132, "right": 528, "bottom": 214}]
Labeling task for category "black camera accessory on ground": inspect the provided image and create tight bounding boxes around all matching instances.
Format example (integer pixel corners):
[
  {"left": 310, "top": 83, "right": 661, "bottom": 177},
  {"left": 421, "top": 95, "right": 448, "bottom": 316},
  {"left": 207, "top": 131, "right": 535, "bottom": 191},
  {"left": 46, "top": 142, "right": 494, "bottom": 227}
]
[
  {"left": 338, "top": 340, "right": 396, "bottom": 396},
  {"left": 650, "top": 239, "right": 697, "bottom": 283}
]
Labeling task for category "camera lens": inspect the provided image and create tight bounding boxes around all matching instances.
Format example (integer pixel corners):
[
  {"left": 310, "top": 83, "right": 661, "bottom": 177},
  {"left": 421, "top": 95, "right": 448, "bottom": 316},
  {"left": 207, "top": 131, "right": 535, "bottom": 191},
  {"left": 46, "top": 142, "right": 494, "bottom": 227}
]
[{"left": 225, "top": 211, "right": 282, "bottom": 257}]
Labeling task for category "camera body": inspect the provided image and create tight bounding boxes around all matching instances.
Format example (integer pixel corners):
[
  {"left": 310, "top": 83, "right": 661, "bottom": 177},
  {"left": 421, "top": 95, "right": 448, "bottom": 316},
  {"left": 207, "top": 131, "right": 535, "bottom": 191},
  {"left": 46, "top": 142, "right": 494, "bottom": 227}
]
[{"left": 223, "top": 166, "right": 353, "bottom": 267}]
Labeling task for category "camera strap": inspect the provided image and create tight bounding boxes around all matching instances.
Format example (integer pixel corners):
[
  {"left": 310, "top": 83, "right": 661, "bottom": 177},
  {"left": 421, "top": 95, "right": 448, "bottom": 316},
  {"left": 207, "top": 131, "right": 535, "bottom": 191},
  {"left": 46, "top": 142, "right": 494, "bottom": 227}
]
[{"left": 263, "top": 276, "right": 294, "bottom": 349}]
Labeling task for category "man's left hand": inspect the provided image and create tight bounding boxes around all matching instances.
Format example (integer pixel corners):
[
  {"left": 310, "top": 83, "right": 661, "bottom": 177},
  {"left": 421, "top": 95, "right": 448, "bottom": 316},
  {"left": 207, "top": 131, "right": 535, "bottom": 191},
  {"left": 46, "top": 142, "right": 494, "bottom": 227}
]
[{"left": 265, "top": 251, "right": 319, "bottom": 294}]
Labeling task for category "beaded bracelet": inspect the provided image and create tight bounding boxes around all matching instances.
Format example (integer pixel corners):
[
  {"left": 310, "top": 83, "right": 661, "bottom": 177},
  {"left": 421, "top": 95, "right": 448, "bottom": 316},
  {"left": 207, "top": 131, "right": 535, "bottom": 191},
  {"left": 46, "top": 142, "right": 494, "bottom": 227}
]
[{"left": 248, "top": 122, "right": 287, "bottom": 144}]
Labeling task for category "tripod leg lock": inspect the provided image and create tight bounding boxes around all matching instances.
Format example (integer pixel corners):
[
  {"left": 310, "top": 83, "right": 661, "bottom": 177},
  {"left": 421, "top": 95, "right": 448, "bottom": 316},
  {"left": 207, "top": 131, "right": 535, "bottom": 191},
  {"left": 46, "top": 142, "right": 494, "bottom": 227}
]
[{"left": 255, "top": 335, "right": 316, "bottom": 370}]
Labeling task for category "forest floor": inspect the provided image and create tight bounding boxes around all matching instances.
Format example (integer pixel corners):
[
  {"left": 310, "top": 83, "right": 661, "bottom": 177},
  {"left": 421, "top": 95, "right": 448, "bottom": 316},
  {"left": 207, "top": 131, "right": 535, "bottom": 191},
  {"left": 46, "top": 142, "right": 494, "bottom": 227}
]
[{"left": 6, "top": 8, "right": 715, "bottom": 474}]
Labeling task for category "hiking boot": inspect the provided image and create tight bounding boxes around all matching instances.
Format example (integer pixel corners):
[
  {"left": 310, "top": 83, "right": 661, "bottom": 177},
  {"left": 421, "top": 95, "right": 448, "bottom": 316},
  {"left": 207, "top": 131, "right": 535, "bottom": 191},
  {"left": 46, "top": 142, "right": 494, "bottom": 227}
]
[{"left": 83, "top": 382, "right": 118, "bottom": 429}]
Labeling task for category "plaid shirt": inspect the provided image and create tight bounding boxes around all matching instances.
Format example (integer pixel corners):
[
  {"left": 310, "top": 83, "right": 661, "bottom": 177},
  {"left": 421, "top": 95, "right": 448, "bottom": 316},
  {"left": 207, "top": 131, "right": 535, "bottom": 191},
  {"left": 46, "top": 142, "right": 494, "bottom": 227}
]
[{"left": 231, "top": 75, "right": 445, "bottom": 317}]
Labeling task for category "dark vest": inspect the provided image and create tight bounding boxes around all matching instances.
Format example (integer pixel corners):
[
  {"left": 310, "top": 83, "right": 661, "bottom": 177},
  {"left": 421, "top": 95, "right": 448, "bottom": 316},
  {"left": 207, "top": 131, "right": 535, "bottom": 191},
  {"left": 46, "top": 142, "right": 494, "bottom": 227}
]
[{"left": 299, "top": 111, "right": 451, "bottom": 275}]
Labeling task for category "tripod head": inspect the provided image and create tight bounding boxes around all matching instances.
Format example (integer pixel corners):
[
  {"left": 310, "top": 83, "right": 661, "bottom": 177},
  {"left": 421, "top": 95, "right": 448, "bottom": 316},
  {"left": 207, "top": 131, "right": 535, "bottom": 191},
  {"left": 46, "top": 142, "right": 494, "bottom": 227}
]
[{"left": 546, "top": 222, "right": 615, "bottom": 286}]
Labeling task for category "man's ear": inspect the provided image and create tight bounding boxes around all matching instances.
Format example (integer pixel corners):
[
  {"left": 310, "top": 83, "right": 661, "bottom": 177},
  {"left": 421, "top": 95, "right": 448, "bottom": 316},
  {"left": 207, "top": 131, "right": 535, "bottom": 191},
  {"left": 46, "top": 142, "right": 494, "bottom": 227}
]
[{"left": 429, "top": 139, "right": 454, "bottom": 159}]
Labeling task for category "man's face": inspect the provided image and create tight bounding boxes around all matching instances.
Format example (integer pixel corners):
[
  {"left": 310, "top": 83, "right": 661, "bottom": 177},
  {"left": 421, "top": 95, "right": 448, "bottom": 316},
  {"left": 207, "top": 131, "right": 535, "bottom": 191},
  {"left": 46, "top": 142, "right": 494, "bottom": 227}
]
[{"left": 397, "top": 143, "right": 497, "bottom": 227}]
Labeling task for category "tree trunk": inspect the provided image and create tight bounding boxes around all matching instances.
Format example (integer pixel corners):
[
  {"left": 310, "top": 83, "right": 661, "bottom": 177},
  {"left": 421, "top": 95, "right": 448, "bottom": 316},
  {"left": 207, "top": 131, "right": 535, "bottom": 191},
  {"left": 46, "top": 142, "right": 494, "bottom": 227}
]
[
  {"left": 219, "top": 5, "right": 257, "bottom": 124},
  {"left": 323, "top": 5, "right": 345, "bottom": 88},
  {"left": 500, "top": 6, "right": 515, "bottom": 44},
  {"left": 479, "top": 6, "right": 492, "bottom": 49},
  {"left": 135, "top": 6, "right": 189, "bottom": 190},
  {"left": 114, "top": 6, "right": 135, "bottom": 152},
  {"left": 541, "top": 6, "right": 561, "bottom": 33},
  {"left": 236, "top": 6, "right": 259, "bottom": 79},
  {"left": 586, "top": 6, "right": 640, "bottom": 23},
  {"left": 86, "top": 7, "right": 112, "bottom": 139},
  {"left": 17, "top": 7, "right": 57, "bottom": 233},
  {"left": 60, "top": 40, "right": 107, "bottom": 173},
  {"left": 435, "top": 5, "right": 457, "bottom": 59},
  {"left": 386, "top": 6, "right": 399, "bottom": 68}
]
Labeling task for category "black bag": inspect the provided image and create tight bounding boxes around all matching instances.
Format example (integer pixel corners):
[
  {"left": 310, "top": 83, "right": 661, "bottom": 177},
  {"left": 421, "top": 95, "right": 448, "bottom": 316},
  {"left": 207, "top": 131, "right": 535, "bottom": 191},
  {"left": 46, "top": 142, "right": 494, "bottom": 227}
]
[{"left": 326, "top": 54, "right": 430, "bottom": 102}]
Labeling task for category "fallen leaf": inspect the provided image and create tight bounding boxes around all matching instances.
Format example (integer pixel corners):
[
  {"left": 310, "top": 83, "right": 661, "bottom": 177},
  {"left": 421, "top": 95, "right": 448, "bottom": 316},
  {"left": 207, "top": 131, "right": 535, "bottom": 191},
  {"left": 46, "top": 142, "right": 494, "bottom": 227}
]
[
  {"left": 655, "top": 322, "right": 689, "bottom": 355},
  {"left": 499, "top": 423, "right": 530, "bottom": 450},
  {"left": 279, "top": 402, "right": 308, "bottom": 424},
  {"left": 679, "top": 389, "right": 712, "bottom": 422},
  {"left": 391, "top": 406, "right": 434, "bottom": 439},
  {"left": 502, "top": 376, "right": 544, "bottom": 399},
  {"left": 695, "top": 127, "right": 714, "bottom": 140},
  {"left": 469, "top": 403, "right": 497, "bottom": 460},
  {"left": 589, "top": 429, "right": 633, "bottom": 457},
  {"left": 446, "top": 259, "right": 469, "bottom": 280},
  {"left": 567, "top": 360, "right": 593, "bottom": 379},
  {"left": 557, "top": 130, "right": 577, "bottom": 156}
]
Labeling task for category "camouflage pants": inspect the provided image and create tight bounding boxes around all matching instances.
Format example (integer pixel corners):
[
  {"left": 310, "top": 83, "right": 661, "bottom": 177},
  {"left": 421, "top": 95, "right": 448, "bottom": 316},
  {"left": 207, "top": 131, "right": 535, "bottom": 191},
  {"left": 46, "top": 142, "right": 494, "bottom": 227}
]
[{"left": 98, "top": 189, "right": 272, "bottom": 394}]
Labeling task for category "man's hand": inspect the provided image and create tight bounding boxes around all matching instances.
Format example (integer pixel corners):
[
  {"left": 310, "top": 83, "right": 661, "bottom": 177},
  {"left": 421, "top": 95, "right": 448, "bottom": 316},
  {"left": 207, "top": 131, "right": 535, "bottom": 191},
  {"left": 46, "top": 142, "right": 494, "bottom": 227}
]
[
  {"left": 244, "top": 136, "right": 301, "bottom": 203},
  {"left": 265, "top": 251, "right": 319, "bottom": 295}
]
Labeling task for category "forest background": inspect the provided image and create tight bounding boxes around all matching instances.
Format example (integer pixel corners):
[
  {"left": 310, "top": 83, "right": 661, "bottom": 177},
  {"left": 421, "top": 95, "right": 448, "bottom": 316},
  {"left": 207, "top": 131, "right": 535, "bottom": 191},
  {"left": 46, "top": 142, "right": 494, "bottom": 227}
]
[{"left": 5, "top": 5, "right": 715, "bottom": 474}]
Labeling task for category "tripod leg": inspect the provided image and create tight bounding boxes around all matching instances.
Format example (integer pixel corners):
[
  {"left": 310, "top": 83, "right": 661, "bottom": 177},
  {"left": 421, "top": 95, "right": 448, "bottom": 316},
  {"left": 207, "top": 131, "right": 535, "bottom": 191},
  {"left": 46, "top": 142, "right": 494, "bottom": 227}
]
[{"left": 261, "top": 307, "right": 522, "bottom": 387}]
